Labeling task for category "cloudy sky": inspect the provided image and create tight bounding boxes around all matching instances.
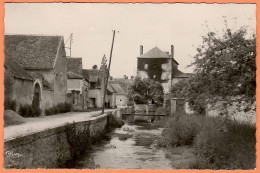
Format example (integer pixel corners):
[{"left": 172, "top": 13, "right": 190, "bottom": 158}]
[{"left": 4, "top": 3, "right": 256, "bottom": 78}]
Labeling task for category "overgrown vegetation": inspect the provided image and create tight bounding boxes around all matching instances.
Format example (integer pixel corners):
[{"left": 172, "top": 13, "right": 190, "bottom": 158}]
[
  {"left": 45, "top": 103, "right": 72, "bottom": 116},
  {"left": 158, "top": 112, "right": 256, "bottom": 169},
  {"left": 128, "top": 77, "right": 164, "bottom": 104},
  {"left": 19, "top": 104, "right": 41, "bottom": 117},
  {"left": 170, "top": 27, "right": 256, "bottom": 114},
  {"left": 4, "top": 99, "right": 17, "bottom": 111}
]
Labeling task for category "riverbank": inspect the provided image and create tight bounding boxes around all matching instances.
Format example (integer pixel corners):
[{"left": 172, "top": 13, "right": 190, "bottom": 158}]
[
  {"left": 4, "top": 106, "right": 134, "bottom": 168},
  {"left": 157, "top": 112, "right": 256, "bottom": 169}
]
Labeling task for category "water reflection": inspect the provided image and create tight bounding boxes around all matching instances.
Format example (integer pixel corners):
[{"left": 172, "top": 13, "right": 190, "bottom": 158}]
[{"left": 70, "top": 114, "right": 172, "bottom": 169}]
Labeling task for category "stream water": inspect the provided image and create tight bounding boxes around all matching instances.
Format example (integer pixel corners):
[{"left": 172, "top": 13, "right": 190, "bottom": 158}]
[{"left": 69, "top": 114, "right": 173, "bottom": 169}]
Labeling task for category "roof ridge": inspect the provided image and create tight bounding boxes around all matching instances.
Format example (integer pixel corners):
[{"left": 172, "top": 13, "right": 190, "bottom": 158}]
[{"left": 5, "top": 33, "right": 63, "bottom": 37}]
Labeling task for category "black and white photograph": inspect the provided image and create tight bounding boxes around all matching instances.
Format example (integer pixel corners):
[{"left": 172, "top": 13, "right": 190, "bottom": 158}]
[{"left": 3, "top": 3, "right": 256, "bottom": 169}]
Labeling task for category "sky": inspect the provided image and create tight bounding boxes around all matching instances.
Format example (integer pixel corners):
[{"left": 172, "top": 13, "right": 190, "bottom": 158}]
[{"left": 4, "top": 3, "right": 256, "bottom": 78}]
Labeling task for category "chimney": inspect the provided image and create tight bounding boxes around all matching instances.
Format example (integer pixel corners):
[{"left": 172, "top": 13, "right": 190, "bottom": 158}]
[
  {"left": 140, "top": 45, "right": 143, "bottom": 56},
  {"left": 171, "top": 45, "right": 174, "bottom": 59}
]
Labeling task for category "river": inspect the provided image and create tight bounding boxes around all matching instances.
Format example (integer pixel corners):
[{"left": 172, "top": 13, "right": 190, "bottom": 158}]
[{"left": 69, "top": 114, "right": 173, "bottom": 169}]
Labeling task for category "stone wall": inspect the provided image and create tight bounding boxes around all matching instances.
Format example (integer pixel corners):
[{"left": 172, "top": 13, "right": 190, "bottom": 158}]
[
  {"left": 206, "top": 101, "right": 256, "bottom": 125},
  {"left": 134, "top": 104, "right": 157, "bottom": 113},
  {"left": 4, "top": 112, "right": 113, "bottom": 168}
]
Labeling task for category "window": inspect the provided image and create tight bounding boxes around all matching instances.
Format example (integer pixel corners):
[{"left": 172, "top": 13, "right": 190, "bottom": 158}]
[
  {"left": 144, "top": 64, "right": 148, "bottom": 70},
  {"left": 90, "top": 82, "right": 96, "bottom": 89}
]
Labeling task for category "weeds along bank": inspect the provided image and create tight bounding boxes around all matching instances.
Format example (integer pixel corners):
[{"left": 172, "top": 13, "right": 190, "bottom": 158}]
[
  {"left": 157, "top": 112, "right": 256, "bottom": 169},
  {"left": 4, "top": 111, "right": 124, "bottom": 169}
]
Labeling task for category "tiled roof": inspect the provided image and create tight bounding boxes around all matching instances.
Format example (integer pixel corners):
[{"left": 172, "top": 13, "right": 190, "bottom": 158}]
[
  {"left": 138, "top": 47, "right": 179, "bottom": 65},
  {"left": 107, "top": 83, "right": 116, "bottom": 93},
  {"left": 138, "top": 47, "right": 170, "bottom": 58},
  {"left": 29, "top": 71, "right": 44, "bottom": 80},
  {"left": 172, "top": 69, "right": 192, "bottom": 78},
  {"left": 109, "top": 80, "right": 133, "bottom": 93},
  {"left": 67, "top": 71, "right": 83, "bottom": 79},
  {"left": 82, "top": 69, "right": 104, "bottom": 82},
  {"left": 110, "top": 83, "right": 127, "bottom": 95},
  {"left": 4, "top": 34, "right": 62, "bottom": 69},
  {"left": 67, "top": 57, "right": 82, "bottom": 75},
  {"left": 4, "top": 58, "right": 33, "bottom": 81}
]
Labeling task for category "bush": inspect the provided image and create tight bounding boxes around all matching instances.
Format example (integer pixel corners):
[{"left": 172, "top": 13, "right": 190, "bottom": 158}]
[
  {"left": 194, "top": 119, "right": 256, "bottom": 169},
  {"left": 158, "top": 112, "right": 256, "bottom": 169},
  {"left": 4, "top": 99, "right": 17, "bottom": 111},
  {"left": 45, "top": 103, "right": 72, "bottom": 116},
  {"left": 19, "top": 104, "right": 41, "bottom": 117},
  {"left": 159, "top": 112, "right": 204, "bottom": 147}
]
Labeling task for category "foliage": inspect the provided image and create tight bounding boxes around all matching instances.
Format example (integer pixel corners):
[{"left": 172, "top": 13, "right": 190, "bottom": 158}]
[
  {"left": 194, "top": 118, "right": 256, "bottom": 169},
  {"left": 92, "top": 65, "right": 98, "bottom": 69},
  {"left": 171, "top": 27, "right": 256, "bottom": 113},
  {"left": 158, "top": 112, "right": 203, "bottom": 147},
  {"left": 45, "top": 103, "right": 72, "bottom": 116},
  {"left": 19, "top": 104, "right": 41, "bottom": 117},
  {"left": 128, "top": 77, "right": 164, "bottom": 104},
  {"left": 4, "top": 99, "right": 17, "bottom": 111},
  {"left": 158, "top": 112, "right": 256, "bottom": 169}
]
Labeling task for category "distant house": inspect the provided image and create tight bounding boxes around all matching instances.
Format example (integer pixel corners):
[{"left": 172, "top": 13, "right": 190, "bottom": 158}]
[
  {"left": 4, "top": 58, "right": 34, "bottom": 111},
  {"left": 4, "top": 34, "right": 68, "bottom": 113},
  {"left": 137, "top": 45, "right": 191, "bottom": 93},
  {"left": 82, "top": 69, "right": 105, "bottom": 108},
  {"left": 66, "top": 57, "right": 88, "bottom": 110},
  {"left": 109, "top": 76, "right": 134, "bottom": 106},
  {"left": 109, "top": 82, "right": 128, "bottom": 106},
  {"left": 106, "top": 83, "right": 117, "bottom": 108},
  {"left": 172, "top": 69, "right": 193, "bottom": 85}
]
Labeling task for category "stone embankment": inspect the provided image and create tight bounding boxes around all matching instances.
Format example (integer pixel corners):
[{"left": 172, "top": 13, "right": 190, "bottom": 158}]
[{"left": 4, "top": 106, "right": 134, "bottom": 169}]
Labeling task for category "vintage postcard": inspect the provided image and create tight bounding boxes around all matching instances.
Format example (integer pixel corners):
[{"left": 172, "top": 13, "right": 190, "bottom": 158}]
[{"left": 1, "top": 1, "right": 257, "bottom": 170}]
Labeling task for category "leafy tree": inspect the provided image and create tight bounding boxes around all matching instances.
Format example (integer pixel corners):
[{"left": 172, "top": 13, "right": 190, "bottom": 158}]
[
  {"left": 171, "top": 27, "right": 256, "bottom": 113},
  {"left": 92, "top": 65, "right": 98, "bottom": 69},
  {"left": 128, "top": 77, "right": 164, "bottom": 104}
]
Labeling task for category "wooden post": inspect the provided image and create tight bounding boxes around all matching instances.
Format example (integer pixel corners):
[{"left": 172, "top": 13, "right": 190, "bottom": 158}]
[{"left": 102, "top": 30, "right": 116, "bottom": 114}]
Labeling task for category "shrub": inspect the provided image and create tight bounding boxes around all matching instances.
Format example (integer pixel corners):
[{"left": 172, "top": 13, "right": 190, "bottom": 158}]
[
  {"left": 159, "top": 112, "right": 204, "bottom": 147},
  {"left": 158, "top": 112, "right": 256, "bottom": 169},
  {"left": 194, "top": 119, "right": 256, "bottom": 169},
  {"left": 4, "top": 99, "right": 17, "bottom": 111},
  {"left": 19, "top": 104, "right": 41, "bottom": 117},
  {"left": 45, "top": 103, "right": 72, "bottom": 116}
]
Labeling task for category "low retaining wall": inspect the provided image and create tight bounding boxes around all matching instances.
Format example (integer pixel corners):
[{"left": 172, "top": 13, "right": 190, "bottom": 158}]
[
  {"left": 206, "top": 101, "right": 256, "bottom": 125},
  {"left": 4, "top": 107, "right": 132, "bottom": 169},
  {"left": 113, "top": 106, "right": 135, "bottom": 119},
  {"left": 134, "top": 104, "right": 156, "bottom": 112}
]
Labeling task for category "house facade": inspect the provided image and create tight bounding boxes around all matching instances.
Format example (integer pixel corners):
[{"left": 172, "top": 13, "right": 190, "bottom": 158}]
[
  {"left": 137, "top": 45, "right": 190, "bottom": 94},
  {"left": 66, "top": 57, "right": 88, "bottom": 110},
  {"left": 4, "top": 58, "right": 35, "bottom": 111},
  {"left": 4, "top": 34, "right": 68, "bottom": 113},
  {"left": 82, "top": 69, "right": 105, "bottom": 108}
]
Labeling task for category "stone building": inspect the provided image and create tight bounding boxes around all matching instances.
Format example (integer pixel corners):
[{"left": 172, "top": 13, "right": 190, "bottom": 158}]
[
  {"left": 109, "top": 82, "right": 128, "bottom": 106},
  {"left": 4, "top": 34, "right": 68, "bottom": 113},
  {"left": 4, "top": 58, "right": 35, "bottom": 111},
  {"left": 82, "top": 69, "right": 105, "bottom": 108},
  {"left": 137, "top": 45, "right": 191, "bottom": 93},
  {"left": 66, "top": 57, "right": 88, "bottom": 110}
]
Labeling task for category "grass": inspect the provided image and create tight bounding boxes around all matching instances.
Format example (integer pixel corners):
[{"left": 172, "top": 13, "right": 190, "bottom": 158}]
[{"left": 158, "top": 111, "right": 256, "bottom": 169}]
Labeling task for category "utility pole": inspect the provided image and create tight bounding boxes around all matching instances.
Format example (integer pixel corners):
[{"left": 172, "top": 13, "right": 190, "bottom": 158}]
[
  {"left": 102, "top": 30, "right": 117, "bottom": 114},
  {"left": 70, "top": 33, "right": 73, "bottom": 57}
]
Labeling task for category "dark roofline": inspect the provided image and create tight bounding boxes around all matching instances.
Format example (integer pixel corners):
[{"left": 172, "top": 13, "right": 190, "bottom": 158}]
[
  {"left": 4, "top": 33, "right": 63, "bottom": 37},
  {"left": 4, "top": 64, "right": 34, "bottom": 81},
  {"left": 137, "top": 57, "right": 179, "bottom": 65}
]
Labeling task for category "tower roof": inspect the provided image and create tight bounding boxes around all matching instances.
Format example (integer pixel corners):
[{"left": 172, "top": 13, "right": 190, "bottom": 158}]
[{"left": 138, "top": 47, "right": 170, "bottom": 58}]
